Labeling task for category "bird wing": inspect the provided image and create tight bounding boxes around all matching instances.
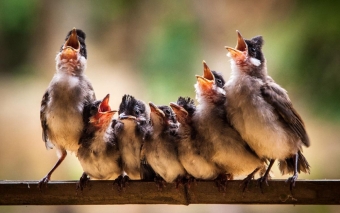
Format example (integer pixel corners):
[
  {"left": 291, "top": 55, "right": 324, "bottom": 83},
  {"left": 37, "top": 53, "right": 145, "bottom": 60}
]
[
  {"left": 40, "top": 90, "right": 53, "bottom": 149},
  {"left": 260, "top": 81, "right": 310, "bottom": 147},
  {"left": 84, "top": 80, "right": 96, "bottom": 104}
]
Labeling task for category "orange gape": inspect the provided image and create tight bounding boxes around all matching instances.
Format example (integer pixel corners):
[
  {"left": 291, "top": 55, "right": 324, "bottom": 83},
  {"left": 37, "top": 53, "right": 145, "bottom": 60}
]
[{"left": 60, "top": 47, "right": 78, "bottom": 60}]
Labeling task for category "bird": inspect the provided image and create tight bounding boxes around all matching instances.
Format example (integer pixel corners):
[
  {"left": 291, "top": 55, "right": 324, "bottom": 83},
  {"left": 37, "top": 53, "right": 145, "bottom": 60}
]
[
  {"left": 114, "top": 94, "right": 151, "bottom": 183},
  {"left": 76, "top": 94, "right": 121, "bottom": 190},
  {"left": 39, "top": 28, "right": 96, "bottom": 188},
  {"left": 141, "top": 102, "right": 186, "bottom": 187},
  {"left": 193, "top": 61, "right": 267, "bottom": 190},
  {"left": 170, "top": 97, "right": 222, "bottom": 181},
  {"left": 224, "top": 30, "right": 310, "bottom": 192}
]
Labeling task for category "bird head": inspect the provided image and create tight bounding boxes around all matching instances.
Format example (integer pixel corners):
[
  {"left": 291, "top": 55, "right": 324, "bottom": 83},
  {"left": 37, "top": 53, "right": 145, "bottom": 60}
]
[
  {"left": 225, "top": 30, "right": 266, "bottom": 77},
  {"left": 118, "top": 94, "right": 149, "bottom": 125},
  {"left": 195, "top": 61, "right": 226, "bottom": 104},
  {"left": 149, "top": 103, "right": 178, "bottom": 133},
  {"left": 170, "top": 102, "right": 189, "bottom": 125},
  {"left": 56, "top": 28, "right": 87, "bottom": 75},
  {"left": 89, "top": 94, "right": 117, "bottom": 130}
]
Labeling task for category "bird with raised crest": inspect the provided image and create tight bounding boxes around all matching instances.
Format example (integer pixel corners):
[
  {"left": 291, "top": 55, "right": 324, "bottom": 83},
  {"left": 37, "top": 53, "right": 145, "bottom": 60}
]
[{"left": 113, "top": 94, "right": 152, "bottom": 187}]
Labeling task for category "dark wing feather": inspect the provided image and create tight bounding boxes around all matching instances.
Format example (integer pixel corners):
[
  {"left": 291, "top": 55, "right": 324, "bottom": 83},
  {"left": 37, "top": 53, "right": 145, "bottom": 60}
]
[
  {"left": 261, "top": 82, "right": 310, "bottom": 147},
  {"left": 40, "top": 91, "right": 50, "bottom": 146}
]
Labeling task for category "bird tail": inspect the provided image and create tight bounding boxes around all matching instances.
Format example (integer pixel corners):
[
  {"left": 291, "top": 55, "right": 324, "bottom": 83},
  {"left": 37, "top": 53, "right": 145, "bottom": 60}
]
[{"left": 279, "top": 151, "right": 310, "bottom": 175}]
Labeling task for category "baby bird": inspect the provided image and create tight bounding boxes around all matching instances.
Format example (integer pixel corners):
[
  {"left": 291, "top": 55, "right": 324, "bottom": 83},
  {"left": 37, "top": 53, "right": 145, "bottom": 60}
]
[
  {"left": 170, "top": 97, "right": 222, "bottom": 181},
  {"left": 193, "top": 61, "right": 267, "bottom": 189},
  {"left": 141, "top": 103, "right": 186, "bottom": 186},
  {"left": 224, "top": 31, "right": 310, "bottom": 191},
  {"left": 76, "top": 94, "right": 121, "bottom": 190},
  {"left": 114, "top": 94, "right": 151, "bottom": 181},
  {"left": 39, "top": 28, "right": 95, "bottom": 188}
]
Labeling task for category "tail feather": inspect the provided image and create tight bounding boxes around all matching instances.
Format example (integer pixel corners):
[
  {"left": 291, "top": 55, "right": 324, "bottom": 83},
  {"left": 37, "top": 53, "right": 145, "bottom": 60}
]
[{"left": 279, "top": 151, "right": 310, "bottom": 175}]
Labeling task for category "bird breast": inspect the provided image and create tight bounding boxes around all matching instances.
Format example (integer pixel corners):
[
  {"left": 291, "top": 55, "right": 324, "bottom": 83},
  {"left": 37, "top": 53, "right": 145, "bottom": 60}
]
[
  {"left": 45, "top": 73, "right": 86, "bottom": 152},
  {"left": 225, "top": 75, "right": 299, "bottom": 160}
]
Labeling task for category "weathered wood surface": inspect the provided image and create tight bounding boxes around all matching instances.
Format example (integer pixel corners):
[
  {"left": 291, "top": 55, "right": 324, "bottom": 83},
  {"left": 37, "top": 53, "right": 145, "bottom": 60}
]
[{"left": 0, "top": 180, "right": 339, "bottom": 205}]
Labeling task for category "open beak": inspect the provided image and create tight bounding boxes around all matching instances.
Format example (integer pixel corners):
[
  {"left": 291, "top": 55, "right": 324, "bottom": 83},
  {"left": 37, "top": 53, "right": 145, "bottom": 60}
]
[
  {"left": 170, "top": 102, "right": 188, "bottom": 121},
  {"left": 196, "top": 75, "right": 214, "bottom": 92},
  {"left": 195, "top": 61, "right": 215, "bottom": 92},
  {"left": 63, "top": 28, "right": 80, "bottom": 50},
  {"left": 203, "top": 61, "right": 214, "bottom": 81},
  {"left": 91, "top": 94, "right": 116, "bottom": 127},
  {"left": 61, "top": 28, "right": 80, "bottom": 59},
  {"left": 225, "top": 30, "right": 248, "bottom": 61},
  {"left": 236, "top": 30, "right": 247, "bottom": 52},
  {"left": 99, "top": 94, "right": 116, "bottom": 114}
]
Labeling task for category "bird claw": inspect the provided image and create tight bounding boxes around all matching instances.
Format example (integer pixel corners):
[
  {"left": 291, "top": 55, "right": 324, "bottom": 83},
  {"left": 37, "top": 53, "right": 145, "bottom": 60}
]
[
  {"left": 215, "top": 173, "right": 231, "bottom": 192},
  {"left": 286, "top": 174, "right": 298, "bottom": 194},
  {"left": 183, "top": 176, "right": 196, "bottom": 189},
  {"left": 257, "top": 174, "right": 270, "bottom": 194},
  {"left": 37, "top": 175, "right": 50, "bottom": 190},
  {"left": 113, "top": 175, "right": 130, "bottom": 191},
  {"left": 154, "top": 176, "right": 166, "bottom": 190},
  {"left": 240, "top": 173, "right": 255, "bottom": 193},
  {"left": 76, "top": 173, "right": 90, "bottom": 191}
]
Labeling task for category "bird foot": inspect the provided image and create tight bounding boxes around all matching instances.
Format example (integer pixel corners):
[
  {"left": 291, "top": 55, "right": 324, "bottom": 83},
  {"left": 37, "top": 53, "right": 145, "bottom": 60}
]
[
  {"left": 286, "top": 173, "right": 298, "bottom": 194},
  {"left": 76, "top": 173, "right": 90, "bottom": 191},
  {"left": 257, "top": 174, "right": 271, "bottom": 194},
  {"left": 113, "top": 175, "right": 130, "bottom": 192},
  {"left": 240, "top": 173, "right": 255, "bottom": 193},
  {"left": 174, "top": 176, "right": 191, "bottom": 189},
  {"left": 215, "top": 173, "right": 232, "bottom": 192},
  {"left": 37, "top": 175, "right": 50, "bottom": 190},
  {"left": 183, "top": 176, "right": 196, "bottom": 189},
  {"left": 154, "top": 176, "right": 166, "bottom": 190}
]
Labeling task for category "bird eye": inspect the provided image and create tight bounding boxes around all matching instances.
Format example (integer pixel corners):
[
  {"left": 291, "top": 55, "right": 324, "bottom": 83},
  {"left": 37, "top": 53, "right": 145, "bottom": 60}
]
[
  {"left": 135, "top": 109, "right": 140, "bottom": 116},
  {"left": 164, "top": 109, "right": 171, "bottom": 115},
  {"left": 216, "top": 79, "right": 222, "bottom": 84},
  {"left": 250, "top": 47, "right": 256, "bottom": 52}
]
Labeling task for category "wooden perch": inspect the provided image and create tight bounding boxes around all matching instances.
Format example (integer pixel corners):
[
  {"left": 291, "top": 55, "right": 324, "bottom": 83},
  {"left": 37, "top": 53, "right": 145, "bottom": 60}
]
[{"left": 0, "top": 180, "right": 339, "bottom": 205}]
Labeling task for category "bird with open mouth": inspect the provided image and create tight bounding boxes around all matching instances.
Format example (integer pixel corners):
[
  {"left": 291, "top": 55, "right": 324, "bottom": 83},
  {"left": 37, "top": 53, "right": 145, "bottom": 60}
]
[
  {"left": 193, "top": 61, "right": 267, "bottom": 191},
  {"left": 224, "top": 30, "right": 310, "bottom": 192},
  {"left": 76, "top": 94, "right": 122, "bottom": 191},
  {"left": 39, "top": 28, "right": 96, "bottom": 189}
]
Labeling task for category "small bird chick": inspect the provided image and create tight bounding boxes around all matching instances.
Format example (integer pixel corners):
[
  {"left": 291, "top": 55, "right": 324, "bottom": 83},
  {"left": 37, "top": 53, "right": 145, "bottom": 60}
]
[
  {"left": 141, "top": 103, "right": 186, "bottom": 187},
  {"left": 114, "top": 94, "right": 151, "bottom": 181},
  {"left": 224, "top": 31, "right": 310, "bottom": 192},
  {"left": 76, "top": 94, "right": 121, "bottom": 190},
  {"left": 170, "top": 97, "right": 222, "bottom": 181},
  {"left": 193, "top": 61, "right": 267, "bottom": 190},
  {"left": 39, "top": 28, "right": 95, "bottom": 188}
]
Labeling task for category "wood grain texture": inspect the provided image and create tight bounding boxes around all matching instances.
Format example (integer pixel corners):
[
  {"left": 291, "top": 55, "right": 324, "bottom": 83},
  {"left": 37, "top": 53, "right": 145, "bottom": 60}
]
[{"left": 0, "top": 180, "right": 339, "bottom": 205}]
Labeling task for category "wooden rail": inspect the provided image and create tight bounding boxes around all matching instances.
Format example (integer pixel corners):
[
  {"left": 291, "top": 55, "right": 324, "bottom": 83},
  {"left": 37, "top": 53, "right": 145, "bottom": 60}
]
[{"left": 0, "top": 180, "right": 339, "bottom": 205}]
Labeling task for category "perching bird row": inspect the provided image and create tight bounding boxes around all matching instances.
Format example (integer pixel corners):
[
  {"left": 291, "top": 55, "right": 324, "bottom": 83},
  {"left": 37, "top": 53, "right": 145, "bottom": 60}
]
[{"left": 39, "top": 28, "right": 310, "bottom": 193}]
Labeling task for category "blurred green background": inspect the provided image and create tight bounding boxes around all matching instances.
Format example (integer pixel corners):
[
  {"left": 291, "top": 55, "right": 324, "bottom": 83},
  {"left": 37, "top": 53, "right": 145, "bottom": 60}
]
[{"left": 0, "top": 0, "right": 339, "bottom": 212}]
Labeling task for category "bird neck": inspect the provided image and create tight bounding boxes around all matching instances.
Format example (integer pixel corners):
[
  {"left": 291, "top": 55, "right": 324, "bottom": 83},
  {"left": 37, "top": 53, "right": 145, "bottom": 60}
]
[{"left": 55, "top": 53, "right": 87, "bottom": 76}]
